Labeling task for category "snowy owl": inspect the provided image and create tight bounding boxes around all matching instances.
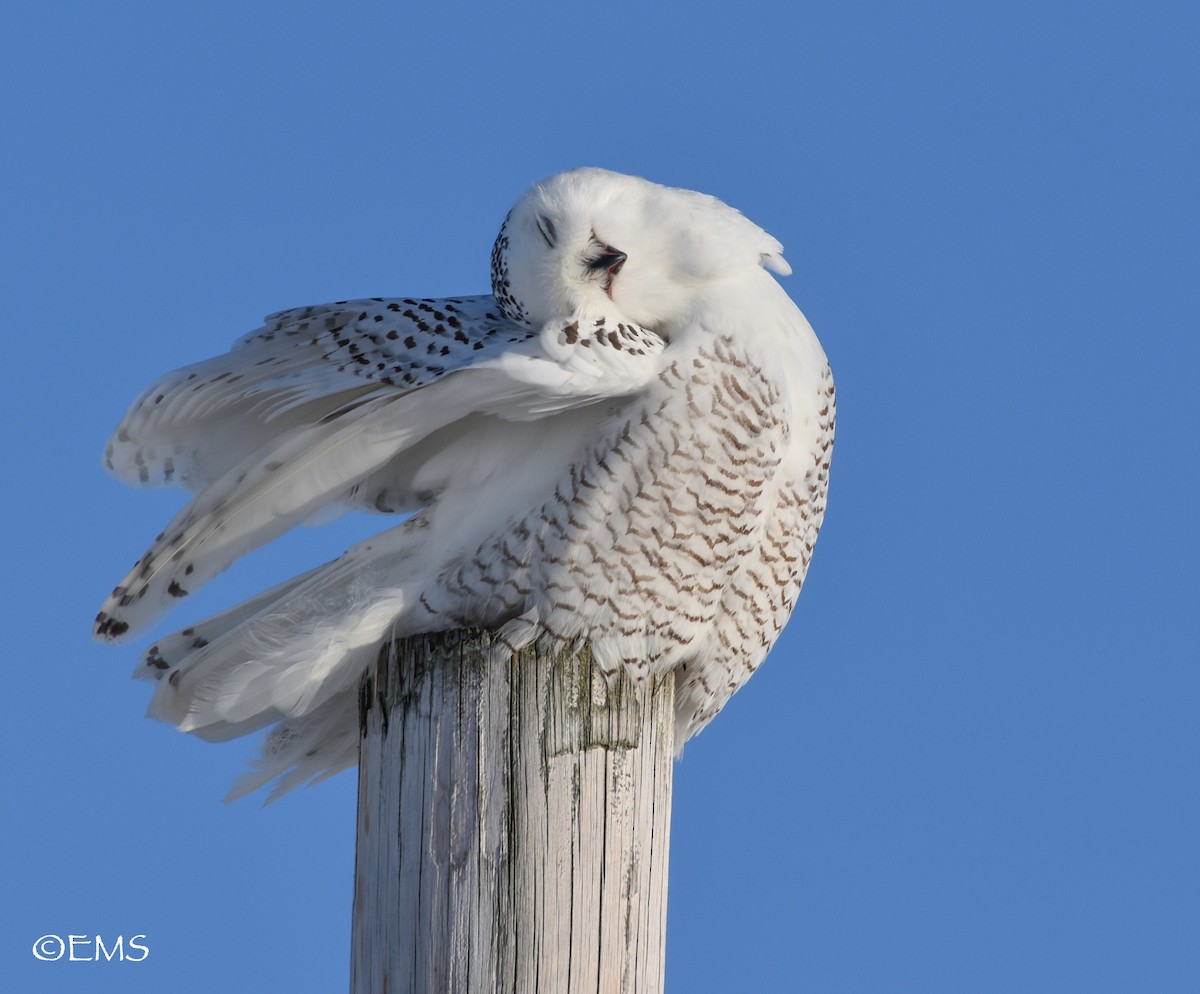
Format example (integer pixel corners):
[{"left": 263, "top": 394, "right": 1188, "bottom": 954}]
[{"left": 95, "top": 168, "right": 835, "bottom": 799}]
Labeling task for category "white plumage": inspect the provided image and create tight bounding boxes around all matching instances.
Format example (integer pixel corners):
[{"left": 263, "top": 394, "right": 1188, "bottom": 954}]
[{"left": 96, "top": 168, "right": 835, "bottom": 800}]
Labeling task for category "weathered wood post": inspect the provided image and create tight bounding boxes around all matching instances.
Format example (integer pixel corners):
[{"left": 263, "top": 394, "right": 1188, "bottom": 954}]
[{"left": 351, "top": 630, "right": 675, "bottom": 994}]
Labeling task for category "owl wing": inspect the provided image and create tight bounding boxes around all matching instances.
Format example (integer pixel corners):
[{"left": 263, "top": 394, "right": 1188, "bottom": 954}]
[
  {"left": 103, "top": 296, "right": 530, "bottom": 491},
  {"left": 95, "top": 296, "right": 666, "bottom": 640}
]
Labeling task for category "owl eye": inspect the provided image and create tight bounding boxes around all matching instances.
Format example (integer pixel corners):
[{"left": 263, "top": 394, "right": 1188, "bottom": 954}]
[{"left": 536, "top": 215, "right": 557, "bottom": 248}]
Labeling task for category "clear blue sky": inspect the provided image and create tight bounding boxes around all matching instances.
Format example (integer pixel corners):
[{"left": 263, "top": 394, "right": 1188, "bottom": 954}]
[{"left": 3, "top": 1, "right": 1197, "bottom": 991}]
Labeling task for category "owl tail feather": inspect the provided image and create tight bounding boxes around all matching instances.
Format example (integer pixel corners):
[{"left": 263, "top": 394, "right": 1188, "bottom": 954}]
[
  {"left": 140, "top": 518, "right": 433, "bottom": 800},
  {"left": 223, "top": 690, "right": 361, "bottom": 804}
]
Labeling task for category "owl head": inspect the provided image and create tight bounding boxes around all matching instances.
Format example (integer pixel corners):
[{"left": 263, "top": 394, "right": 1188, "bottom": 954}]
[{"left": 490, "top": 167, "right": 790, "bottom": 331}]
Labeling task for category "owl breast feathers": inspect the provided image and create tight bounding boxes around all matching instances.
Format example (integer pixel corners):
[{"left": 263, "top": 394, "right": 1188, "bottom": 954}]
[{"left": 96, "top": 167, "right": 835, "bottom": 800}]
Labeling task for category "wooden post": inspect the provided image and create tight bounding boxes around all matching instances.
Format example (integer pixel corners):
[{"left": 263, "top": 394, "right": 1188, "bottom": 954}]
[{"left": 352, "top": 630, "right": 675, "bottom": 994}]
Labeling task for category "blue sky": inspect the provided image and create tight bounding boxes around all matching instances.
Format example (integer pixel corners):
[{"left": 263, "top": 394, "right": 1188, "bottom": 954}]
[{"left": 3, "top": 1, "right": 1197, "bottom": 991}]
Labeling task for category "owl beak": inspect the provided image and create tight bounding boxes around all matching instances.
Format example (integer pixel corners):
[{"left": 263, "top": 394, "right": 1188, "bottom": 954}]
[
  {"left": 591, "top": 244, "right": 627, "bottom": 297},
  {"left": 595, "top": 245, "right": 627, "bottom": 274}
]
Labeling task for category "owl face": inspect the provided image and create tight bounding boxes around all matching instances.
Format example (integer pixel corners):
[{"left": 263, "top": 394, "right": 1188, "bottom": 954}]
[{"left": 491, "top": 167, "right": 761, "bottom": 334}]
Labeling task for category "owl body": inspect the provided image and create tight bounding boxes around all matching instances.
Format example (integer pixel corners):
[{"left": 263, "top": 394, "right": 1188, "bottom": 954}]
[
  {"left": 422, "top": 274, "right": 833, "bottom": 743},
  {"left": 96, "top": 169, "right": 834, "bottom": 797}
]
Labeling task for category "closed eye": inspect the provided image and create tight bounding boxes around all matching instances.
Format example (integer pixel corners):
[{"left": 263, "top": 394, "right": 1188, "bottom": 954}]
[{"left": 536, "top": 215, "right": 557, "bottom": 248}]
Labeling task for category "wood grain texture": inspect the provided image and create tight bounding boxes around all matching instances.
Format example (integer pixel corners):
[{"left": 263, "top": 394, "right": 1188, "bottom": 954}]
[{"left": 352, "top": 631, "right": 675, "bottom": 994}]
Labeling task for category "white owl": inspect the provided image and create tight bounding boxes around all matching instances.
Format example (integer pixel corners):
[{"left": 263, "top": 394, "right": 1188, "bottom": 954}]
[{"left": 96, "top": 168, "right": 835, "bottom": 799}]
